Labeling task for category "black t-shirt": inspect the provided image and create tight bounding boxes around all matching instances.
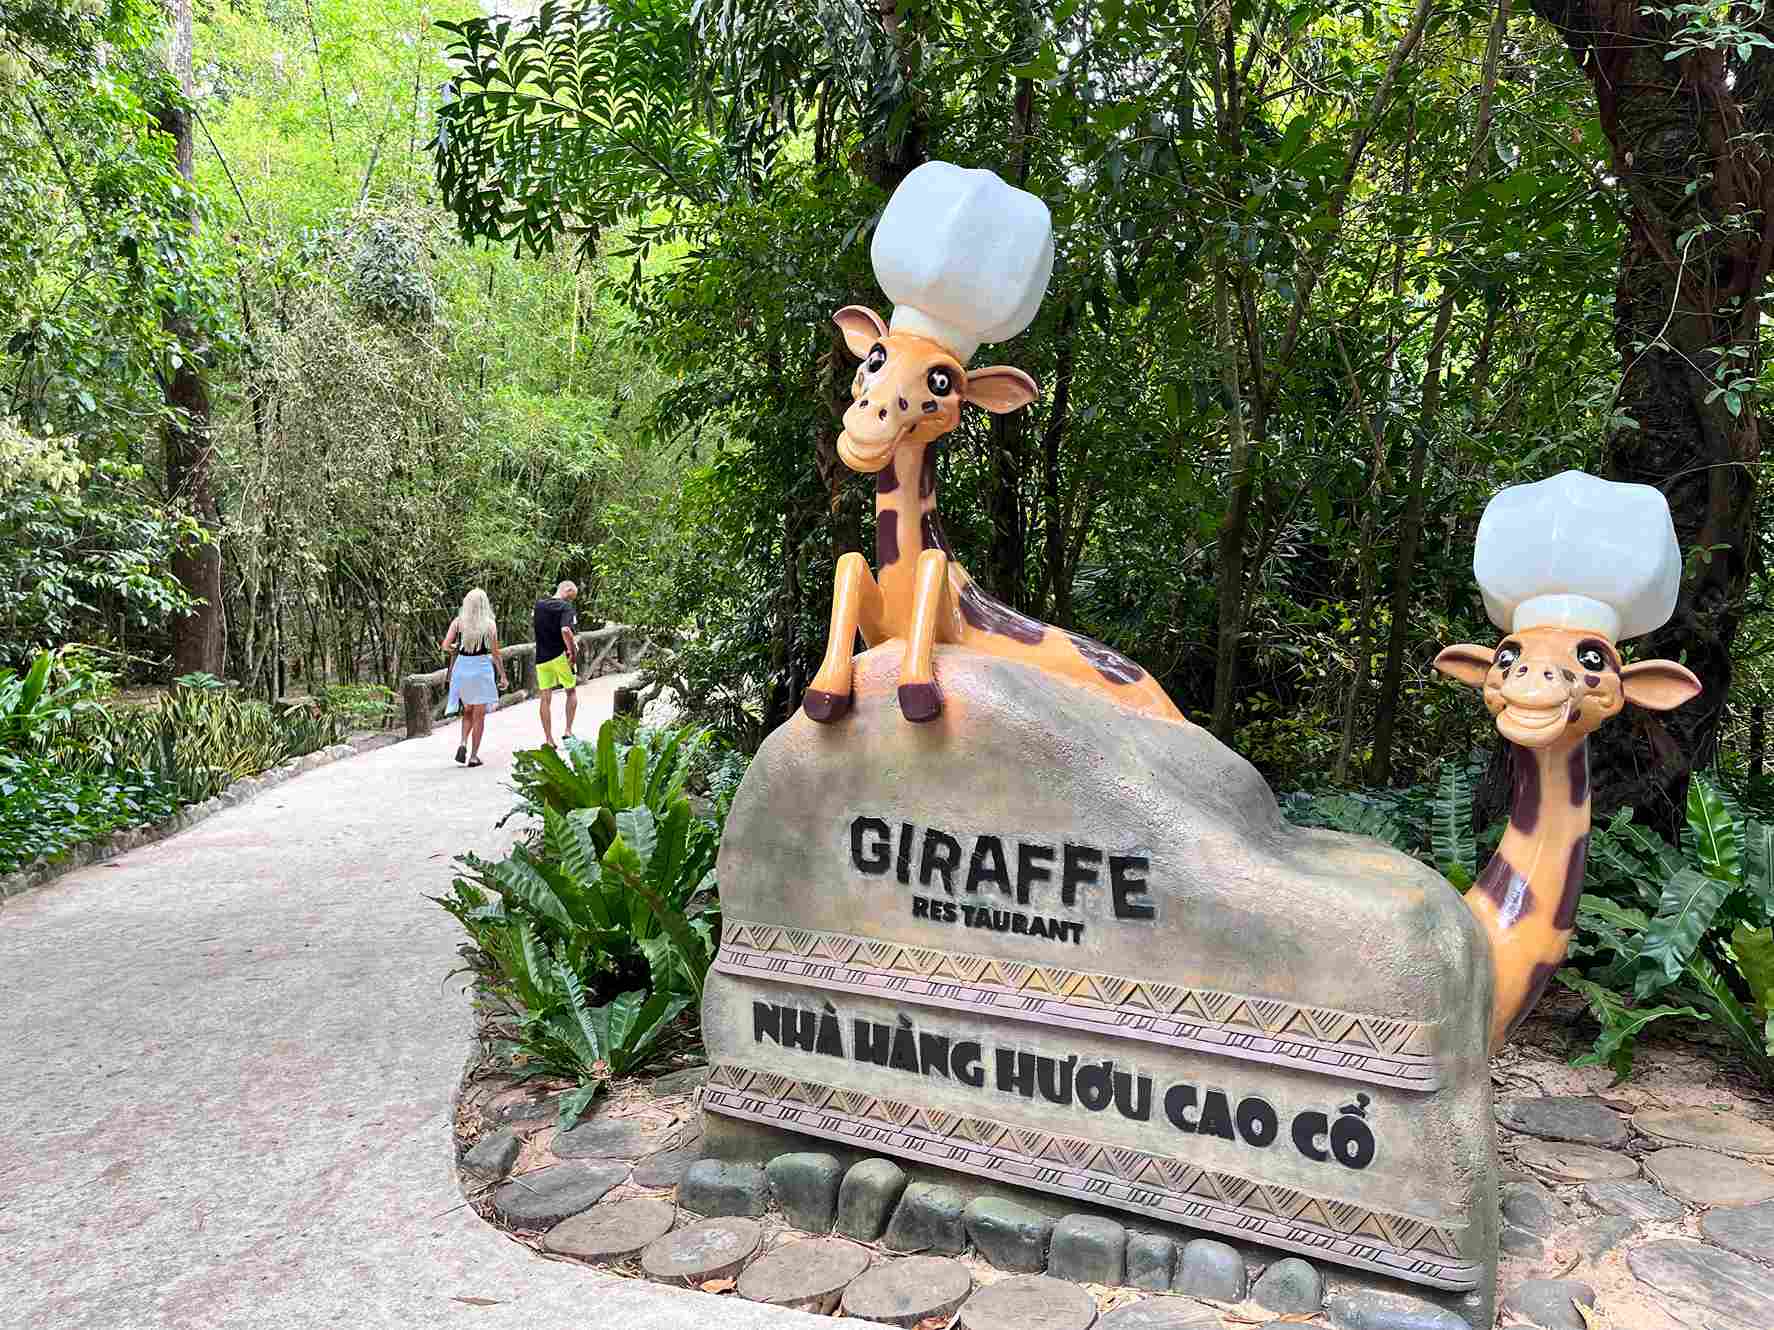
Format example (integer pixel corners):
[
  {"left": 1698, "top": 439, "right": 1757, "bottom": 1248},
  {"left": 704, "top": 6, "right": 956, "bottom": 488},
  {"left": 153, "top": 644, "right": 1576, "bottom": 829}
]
[{"left": 534, "top": 598, "right": 577, "bottom": 663}]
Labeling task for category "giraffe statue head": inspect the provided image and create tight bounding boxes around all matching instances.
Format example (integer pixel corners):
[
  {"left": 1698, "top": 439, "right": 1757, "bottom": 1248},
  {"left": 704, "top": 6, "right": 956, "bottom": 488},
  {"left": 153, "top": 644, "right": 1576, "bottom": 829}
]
[
  {"left": 832, "top": 305, "right": 1037, "bottom": 474},
  {"left": 1433, "top": 469, "right": 1699, "bottom": 746},
  {"left": 1433, "top": 628, "right": 1698, "bottom": 748},
  {"left": 834, "top": 161, "right": 1053, "bottom": 474}
]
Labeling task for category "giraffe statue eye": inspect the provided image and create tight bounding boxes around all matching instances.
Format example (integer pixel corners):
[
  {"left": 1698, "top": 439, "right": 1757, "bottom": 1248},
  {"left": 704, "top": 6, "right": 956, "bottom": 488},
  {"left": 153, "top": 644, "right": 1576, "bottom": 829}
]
[
  {"left": 1495, "top": 644, "right": 1520, "bottom": 671},
  {"left": 927, "top": 367, "right": 954, "bottom": 396},
  {"left": 1577, "top": 645, "right": 1606, "bottom": 671},
  {"left": 866, "top": 344, "right": 887, "bottom": 373}
]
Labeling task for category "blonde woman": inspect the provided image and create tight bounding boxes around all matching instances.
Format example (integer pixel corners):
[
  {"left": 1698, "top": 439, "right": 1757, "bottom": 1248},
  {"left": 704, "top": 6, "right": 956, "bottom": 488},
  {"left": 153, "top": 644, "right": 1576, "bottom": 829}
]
[{"left": 442, "top": 588, "right": 507, "bottom": 767}]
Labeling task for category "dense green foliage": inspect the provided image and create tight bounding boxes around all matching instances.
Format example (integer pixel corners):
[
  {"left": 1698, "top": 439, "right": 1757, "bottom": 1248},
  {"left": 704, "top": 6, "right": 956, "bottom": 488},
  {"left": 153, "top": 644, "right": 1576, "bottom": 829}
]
[
  {"left": 437, "top": 720, "right": 718, "bottom": 1123},
  {"left": 0, "top": 650, "right": 340, "bottom": 874}
]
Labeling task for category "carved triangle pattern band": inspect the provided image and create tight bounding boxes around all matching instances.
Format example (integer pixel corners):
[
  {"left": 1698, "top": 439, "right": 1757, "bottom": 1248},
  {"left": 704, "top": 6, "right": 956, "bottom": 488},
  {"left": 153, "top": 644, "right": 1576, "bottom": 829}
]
[
  {"left": 704, "top": 1064, "right": 1477, "bottom": 1291},
  {"left": 715, "top": 922, "right": 1442, "bottom": 1091}
]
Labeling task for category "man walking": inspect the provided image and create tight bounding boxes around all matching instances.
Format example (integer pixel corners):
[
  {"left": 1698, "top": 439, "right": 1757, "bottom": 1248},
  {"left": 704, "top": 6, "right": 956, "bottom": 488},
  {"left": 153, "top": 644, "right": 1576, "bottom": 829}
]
[{"left": 534, "top": 580, "right": 578, "bottom": 746}]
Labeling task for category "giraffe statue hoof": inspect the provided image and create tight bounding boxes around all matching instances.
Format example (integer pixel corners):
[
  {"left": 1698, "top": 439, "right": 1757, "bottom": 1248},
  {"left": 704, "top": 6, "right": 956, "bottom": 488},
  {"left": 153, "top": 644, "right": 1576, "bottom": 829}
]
[
  {"left": 898, "top": 681, "right": 942, "bottom": 723},
  {"left": 802, "top": 688, "right": 852, "bottom": 723}
]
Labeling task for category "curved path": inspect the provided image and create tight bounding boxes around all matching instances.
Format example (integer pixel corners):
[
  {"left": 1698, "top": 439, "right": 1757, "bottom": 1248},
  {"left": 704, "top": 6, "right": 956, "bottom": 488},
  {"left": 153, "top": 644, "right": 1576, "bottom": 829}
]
[{"left": 0, "top": 677, "right": 855, "bottom": 1330}]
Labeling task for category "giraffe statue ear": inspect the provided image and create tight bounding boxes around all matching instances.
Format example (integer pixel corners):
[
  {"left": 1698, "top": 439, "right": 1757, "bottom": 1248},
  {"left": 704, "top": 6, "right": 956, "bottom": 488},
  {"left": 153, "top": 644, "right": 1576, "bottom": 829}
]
[
  {"left": 1433, "top": 644, "right": 1495, "bottom": 688},
  {"left": 965, "top": 366, "right": 1039, "bottom": 413},
  {"left": 1620, "top": 659, "right": 1702, "bottom": 710},
  {"left": 834, "top": 306, "right": 888, "bottom": 359}
]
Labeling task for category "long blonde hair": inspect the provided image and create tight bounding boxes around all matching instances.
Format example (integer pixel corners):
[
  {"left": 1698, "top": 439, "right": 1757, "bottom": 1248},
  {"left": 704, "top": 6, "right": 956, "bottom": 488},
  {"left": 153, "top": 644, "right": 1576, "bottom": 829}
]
[{"left": 458, "top": 588, "right": 496, "bottom": 653}]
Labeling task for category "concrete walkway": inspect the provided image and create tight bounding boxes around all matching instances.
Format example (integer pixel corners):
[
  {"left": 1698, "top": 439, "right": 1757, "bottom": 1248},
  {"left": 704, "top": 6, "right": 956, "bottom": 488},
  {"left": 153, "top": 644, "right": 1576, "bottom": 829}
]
[{"left": 0, "top": 677, "right": 850, "bottom": 1330}]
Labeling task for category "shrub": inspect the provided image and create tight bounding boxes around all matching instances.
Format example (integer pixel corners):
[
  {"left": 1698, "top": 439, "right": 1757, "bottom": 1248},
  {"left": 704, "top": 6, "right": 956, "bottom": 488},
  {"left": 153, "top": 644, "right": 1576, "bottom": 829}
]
[
  {"left": 437, "top": 718, "right": 720, "bottom": 1127},
  {"left": 0, "top": 759, "right": 177, "bottom": 875}
]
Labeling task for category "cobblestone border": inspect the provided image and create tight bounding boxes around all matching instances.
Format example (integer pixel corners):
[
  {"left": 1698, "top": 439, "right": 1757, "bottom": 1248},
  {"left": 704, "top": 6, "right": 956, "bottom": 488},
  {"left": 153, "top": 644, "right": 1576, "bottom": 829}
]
[{"left": 0, "top": 731, "right": 401, "bottom": 906}]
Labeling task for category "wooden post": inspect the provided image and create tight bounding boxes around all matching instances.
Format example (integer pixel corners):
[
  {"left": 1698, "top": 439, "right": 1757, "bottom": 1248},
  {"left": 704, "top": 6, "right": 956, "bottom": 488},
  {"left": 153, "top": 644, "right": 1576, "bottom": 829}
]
[{"left": 403, "top": 678, "right": 434, "bottom": 738}]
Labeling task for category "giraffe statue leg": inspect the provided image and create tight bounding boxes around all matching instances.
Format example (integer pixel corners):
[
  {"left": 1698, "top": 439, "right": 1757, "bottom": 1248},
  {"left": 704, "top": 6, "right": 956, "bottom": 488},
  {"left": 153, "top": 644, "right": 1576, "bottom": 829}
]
[
  {"left": 804, "top": 552, "right": 885, "bottom": 722},
  {"left": 898, "top": 548, "right": 952, "bottom": 722}
]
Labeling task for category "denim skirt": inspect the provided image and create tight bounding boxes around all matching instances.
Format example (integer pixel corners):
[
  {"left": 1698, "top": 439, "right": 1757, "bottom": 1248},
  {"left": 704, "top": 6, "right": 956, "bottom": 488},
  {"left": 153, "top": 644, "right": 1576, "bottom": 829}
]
[{"left": 447, "top": 655, "right": 498, "bottom": 713}]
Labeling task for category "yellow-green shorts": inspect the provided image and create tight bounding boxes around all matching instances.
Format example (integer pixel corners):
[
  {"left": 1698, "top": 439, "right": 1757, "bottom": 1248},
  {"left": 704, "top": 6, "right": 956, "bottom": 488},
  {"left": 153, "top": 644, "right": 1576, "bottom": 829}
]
[{"left": 535, "top": 655, "right": 576, "bottom": 691}]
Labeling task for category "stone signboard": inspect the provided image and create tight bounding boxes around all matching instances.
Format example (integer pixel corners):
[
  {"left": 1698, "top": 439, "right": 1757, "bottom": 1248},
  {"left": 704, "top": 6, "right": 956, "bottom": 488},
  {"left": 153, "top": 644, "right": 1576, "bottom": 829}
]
[{"left": 702, "top": 646, "right": 1499, "bottom": 1300}]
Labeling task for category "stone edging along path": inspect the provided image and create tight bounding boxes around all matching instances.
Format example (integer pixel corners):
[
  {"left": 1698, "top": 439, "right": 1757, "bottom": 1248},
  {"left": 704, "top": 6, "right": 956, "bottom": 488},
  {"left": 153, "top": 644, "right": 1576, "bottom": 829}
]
[
  {"left": 456, "top": 992, "right": 1774, "bottom": 1330},
  {"left": 0, "top": 732, "right": 400, "bottom": 905}
]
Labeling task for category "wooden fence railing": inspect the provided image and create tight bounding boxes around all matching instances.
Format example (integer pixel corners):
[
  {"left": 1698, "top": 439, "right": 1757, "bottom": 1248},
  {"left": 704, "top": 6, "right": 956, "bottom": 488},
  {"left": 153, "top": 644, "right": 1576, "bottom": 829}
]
[{"left": 400, "top": 623, "right": 638, "bottom": 738}]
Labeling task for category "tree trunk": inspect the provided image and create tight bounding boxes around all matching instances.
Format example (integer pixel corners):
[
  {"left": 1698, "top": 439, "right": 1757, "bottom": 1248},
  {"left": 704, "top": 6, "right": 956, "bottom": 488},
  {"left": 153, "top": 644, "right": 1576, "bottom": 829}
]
[
  {"left": 1038, "top": 302, "right": 1079, "bottom": 624},
  {"left": 158, "top": 0, "right": 223, "bottom": 677},
  {"left": 1211, "top": 259, "right": 1252, "bottom": 741},
  {"left": 1528, "top": 0, "right": 1769, "bottom": 831},
  {"left": 1371, "top": 0, "right": 1509, "bottom": 785}
]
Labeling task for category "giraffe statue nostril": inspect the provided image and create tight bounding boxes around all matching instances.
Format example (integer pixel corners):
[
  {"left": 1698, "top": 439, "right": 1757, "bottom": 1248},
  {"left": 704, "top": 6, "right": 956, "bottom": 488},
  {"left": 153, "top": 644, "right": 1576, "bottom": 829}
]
[
  {"left": 898, "top": 397, "right": 909, "bottom": 411},
  {"left": 878, "top": 409, "right": 888, "bottom": 421}
]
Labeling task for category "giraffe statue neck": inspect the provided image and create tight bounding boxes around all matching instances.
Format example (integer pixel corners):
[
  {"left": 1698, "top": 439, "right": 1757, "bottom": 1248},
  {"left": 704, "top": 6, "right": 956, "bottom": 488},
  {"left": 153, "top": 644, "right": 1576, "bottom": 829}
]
[
  {"left": 875, "top": 444, "right": 954, "bottom": 622},
  {"left": 1467, "top": 738, "right": 1591, "bottom": 1049}
]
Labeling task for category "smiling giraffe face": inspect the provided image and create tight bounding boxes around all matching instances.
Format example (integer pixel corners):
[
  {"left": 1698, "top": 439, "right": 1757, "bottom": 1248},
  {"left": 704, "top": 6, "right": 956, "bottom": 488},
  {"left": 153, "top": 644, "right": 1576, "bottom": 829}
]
[
  {"left": 1434, "top": 626, "right": 1700, "bottom": 749},
  {"left": 831, "top": 305, "right": 1038, "bottom": 474}
]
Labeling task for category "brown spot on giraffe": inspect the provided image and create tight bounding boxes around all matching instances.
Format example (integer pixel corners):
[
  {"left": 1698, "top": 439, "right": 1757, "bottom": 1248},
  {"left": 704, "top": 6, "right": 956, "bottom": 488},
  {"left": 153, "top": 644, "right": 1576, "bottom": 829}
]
[
  {"left": 958, "top": 581, "right": 1045, "bottom": 646},
  {"left": 877, "top": 511, "right": 900, "bottom": 566},
  {"left": 1435, "top": 630, "right": 1702, "bottom": 1051},
  {"left": 1556, "top": 832, "right": 1589, "bottom": 930},
  {"left": 876, "top": 465, "right": 899, "bottom": 495}
]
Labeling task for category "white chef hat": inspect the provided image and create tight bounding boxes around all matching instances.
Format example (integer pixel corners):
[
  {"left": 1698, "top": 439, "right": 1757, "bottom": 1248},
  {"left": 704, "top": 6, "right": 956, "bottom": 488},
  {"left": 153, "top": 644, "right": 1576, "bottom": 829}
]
[
  {"left": 1474, "top": 469, "right": 1682, "bottom": 642},
  {"left": 870, "top": 161, "right": 1055, "bottom": 366}
]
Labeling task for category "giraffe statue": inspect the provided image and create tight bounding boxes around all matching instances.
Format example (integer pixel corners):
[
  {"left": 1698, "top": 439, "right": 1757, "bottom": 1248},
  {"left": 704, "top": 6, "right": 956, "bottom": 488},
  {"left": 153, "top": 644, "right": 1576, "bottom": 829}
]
[
  {"left": 1434, "top": 471, "right": 1700, "bottom": 1050},
  {"left": 803, "top": 161, "right": 1187, "bottom": 727},
  {"left": 802, "top": 306, "right": 1185, "bottom": 726}
]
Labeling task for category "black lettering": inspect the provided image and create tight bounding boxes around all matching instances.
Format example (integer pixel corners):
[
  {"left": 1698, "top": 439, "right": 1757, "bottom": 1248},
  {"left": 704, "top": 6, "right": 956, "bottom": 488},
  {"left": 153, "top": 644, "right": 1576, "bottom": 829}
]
[
  {"left": 889, "top": 1015, "right": 919, "bottom": 1072},
  {"left": 968, "top": 836, "right": 1012, "bottom": 896},
  {"left": 912, "top": 895, "right": 930, "bottom": 919},
  {"left": 1198, "top": 1090, "right": 1235, "bottom": 1140},
  {"left": 785, "top": 1006, "right": 817, "bottom": 1052},
  {"left": 996, "top": 1048, "right": 1037, "bottom": 1097},
  {"left": 1062, "top": 843, "right": 1101, "bottom": 906},
  {"left": 1292, "top": 1111, "right": 1329, "bottom": 1162},
  {"left": 1236, "top": 1096, "right": 1279, "bottom": 1147},
  {"left": 1028, "top": 915, "right": 1049, "bottom": 939},
  {"left": 991, "top": 909, "right": 1011, "bottom": 931},
  {"left": 1067, "top": 921, "right": 1085, "bottom": 944},
  {"left": 816, "top": 1004, "right": 845, "bottom": 1058},
  {"left": 952, "top": 1041, "right": 985, "bottom": 1087},
  {"left": 852, "top": 817, "right": 891, "bottom": 875},
  {"left": 1036, "top": 1054, "right": 1075, "bottom": 1105},
  {"left": 896, "top": 822, "right": 915, "bottom": 884},
  {"left": 919, "top": 1032, "right": 951, "bottom": 1079},
  {"left": 753, "top": 1001, "right": 781, "bottom": 1045},
  {"left": 1011, "top": 912, "right": 1028, "bottom": 935},
  {"left": 940, "top": 900, "right": 959, "bottom": 923},
  {"left": 855, "top": 1020, "right": 891, "bottom": 1066},
  {"left": 1164, "top": 1083, "right": 1199, "bottom": 1132},
  {"left": 1114, "top": 1070, "right": 1153, "bottom": 1122},
  {"left": 1016, "top": 842, "right": 1054, "bottom": 905},
  {"left": 1331, "top": 1110, "right": 1376, "bottom": 1170},
  {"left": 920, "top": 829, "right": 962, "bottom": 895},
  {"left": 1111, "top": 855, "right": 1154, "bottom": 920},
  {"left": 1076, "top": 1060, "right": 1113, "bottom": 1111}
]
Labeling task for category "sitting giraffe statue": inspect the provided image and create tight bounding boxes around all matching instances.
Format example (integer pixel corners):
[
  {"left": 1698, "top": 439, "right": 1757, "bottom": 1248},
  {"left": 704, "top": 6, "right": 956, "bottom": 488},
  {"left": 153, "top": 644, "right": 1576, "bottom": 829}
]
[
  {"left": 1433, "top": 470, "right": 1700, "bottom": 1050},
  {"left": 804, "top": 161, "right": 1186, "bottom": 726}
]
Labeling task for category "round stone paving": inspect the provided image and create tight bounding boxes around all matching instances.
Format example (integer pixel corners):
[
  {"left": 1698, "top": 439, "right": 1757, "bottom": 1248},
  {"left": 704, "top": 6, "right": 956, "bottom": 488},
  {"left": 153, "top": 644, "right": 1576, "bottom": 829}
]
[
  {"left": 1496, "top": 1096, "right": 1629, "bottom": 1147},
  {"left": 1516, "top": 1139, "right": 1639, "bottom": 1182},
  {"left": 1097, "top": 1299, "right": 1224, "bottom": 1329},
  {"left": 1699, "top": 1199, "right": 1774, "bottom": 1261},
  {"left": 542, "top": 1197, "right": 676, "bottom": 1261},
  {"left": 489, "top": 1161, "right": 628, "bottom": 1229},
  {"left": 554, "top": 1115, "right": 670, "bottom": 1160},
  {"left": 641, "top": 1216, "right": 763, "bottom": 1285},
  {"left": 841, "top": 1254, "right": 973, "bottom": 1327},
  {"left": 737, "top": 1238, "right": 871, "bottom": 1313},
  {"left": 1634, "top": 1107, "right": 1774, "bottom": 1156},
  {"left": 960, "top": 1275, "right": 1098, "bottom": 1330},
  {"left": 1644, "top": 1147, "right": 1774, "bottom": 1207}
]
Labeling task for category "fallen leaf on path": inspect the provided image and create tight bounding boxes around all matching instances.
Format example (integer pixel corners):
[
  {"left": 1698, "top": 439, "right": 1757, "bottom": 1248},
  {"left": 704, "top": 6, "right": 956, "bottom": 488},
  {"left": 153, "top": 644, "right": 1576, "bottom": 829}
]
[
  {"left": 700, "top": 1278, "right": 736, "bottom": 1293},
  {"left": 450, "top": 1296, "right": 502, "bottom": 1306}
]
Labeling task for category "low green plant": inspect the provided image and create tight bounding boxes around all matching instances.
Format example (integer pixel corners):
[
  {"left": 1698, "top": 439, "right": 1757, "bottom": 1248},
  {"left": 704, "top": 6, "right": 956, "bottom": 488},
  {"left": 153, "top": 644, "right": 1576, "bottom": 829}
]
[
  {"left": 0, "top": 759, "right": 178, "bottom": 874},
  {"left": 436, "top": 717, "right": 720, "bottom": 1127},
  {"left": 1565, "top": 777, "right": 1774, "bottom": 1080}
]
